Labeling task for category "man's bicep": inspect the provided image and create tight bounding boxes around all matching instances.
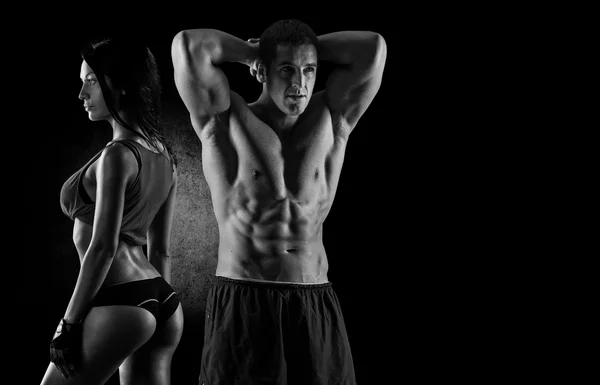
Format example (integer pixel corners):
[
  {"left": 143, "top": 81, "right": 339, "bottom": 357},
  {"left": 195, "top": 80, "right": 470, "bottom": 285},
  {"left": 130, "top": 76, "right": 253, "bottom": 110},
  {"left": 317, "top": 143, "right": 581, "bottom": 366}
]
[
  {"left": 325, "top": 64, "right": 385, "bottom": 130},
  {"left": 325, "top": 37, "right": 387, "bottom": 130},
  {"left": 172, "top": 36, "right": 231, "bottom": 120},
  {"left": 173, "top": 57, "right": 231, "bottom": 121}
]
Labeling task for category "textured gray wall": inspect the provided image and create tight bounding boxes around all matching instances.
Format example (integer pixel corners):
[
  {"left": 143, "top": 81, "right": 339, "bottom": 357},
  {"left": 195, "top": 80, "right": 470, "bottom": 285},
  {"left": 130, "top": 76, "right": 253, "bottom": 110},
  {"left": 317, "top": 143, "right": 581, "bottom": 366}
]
[
  {"left": 164, "top": 103, "right": 218, "bottom": 315},
  {"left": 162, "top": 103, "right": 219, "bottom": 383}
]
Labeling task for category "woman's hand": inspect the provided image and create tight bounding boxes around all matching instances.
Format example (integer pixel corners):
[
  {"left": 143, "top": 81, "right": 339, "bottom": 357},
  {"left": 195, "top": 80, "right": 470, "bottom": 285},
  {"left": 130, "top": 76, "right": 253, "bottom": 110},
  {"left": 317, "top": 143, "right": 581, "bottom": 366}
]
[{"left": 49, "top": 318, "right": 83, "bottom": 379}]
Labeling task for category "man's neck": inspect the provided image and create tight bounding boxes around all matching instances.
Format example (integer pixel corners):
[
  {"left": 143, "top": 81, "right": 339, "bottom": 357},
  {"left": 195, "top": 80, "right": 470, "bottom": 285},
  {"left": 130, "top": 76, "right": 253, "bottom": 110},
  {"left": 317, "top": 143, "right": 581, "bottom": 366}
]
[{"left": 252, "top": 91, "right": 299, "bottom": 135}]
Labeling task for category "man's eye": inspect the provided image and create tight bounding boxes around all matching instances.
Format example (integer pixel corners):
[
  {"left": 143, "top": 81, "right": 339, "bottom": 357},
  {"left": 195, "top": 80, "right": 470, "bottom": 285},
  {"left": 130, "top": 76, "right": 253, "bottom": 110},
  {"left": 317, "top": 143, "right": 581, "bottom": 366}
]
[{"left": 87, "top": 78, "right": 97, "bottom": 85}]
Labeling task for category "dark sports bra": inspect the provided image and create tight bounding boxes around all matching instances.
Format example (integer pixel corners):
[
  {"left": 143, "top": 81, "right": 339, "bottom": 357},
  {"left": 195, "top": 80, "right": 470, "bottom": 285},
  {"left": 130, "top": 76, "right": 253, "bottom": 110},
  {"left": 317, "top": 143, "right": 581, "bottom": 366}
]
[{"left": 59, "top": 139, "right": 174, "bottom": 246}]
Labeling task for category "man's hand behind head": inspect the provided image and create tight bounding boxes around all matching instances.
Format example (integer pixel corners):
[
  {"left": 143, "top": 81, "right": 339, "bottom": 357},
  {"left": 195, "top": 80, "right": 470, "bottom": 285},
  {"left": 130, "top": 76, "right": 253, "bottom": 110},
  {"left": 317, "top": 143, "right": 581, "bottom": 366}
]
[{"left": 247, "top": 38, "right": 260, "bottom": 77}]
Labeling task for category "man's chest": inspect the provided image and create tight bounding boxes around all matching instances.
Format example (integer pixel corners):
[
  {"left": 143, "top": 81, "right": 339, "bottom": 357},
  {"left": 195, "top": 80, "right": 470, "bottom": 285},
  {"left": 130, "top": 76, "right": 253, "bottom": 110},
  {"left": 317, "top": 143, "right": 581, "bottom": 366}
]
[{"left": 236, "top": 121, "right": 334, "bottom": 184}]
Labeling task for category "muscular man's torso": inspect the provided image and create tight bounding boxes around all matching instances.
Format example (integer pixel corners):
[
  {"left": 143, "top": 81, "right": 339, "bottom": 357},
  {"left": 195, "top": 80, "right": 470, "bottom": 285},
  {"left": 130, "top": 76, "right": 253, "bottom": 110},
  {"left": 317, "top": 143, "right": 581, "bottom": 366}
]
[{"left": 197, "top": 91, "right": 349, "bottom": 283}]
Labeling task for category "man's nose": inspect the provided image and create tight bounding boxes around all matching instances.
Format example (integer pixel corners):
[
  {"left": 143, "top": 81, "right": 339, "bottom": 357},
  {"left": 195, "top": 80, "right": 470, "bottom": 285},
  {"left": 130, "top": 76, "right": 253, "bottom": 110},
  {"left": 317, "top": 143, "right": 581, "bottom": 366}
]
[{"left": 291, "top": 72, "right": 305, "bottom": 89}]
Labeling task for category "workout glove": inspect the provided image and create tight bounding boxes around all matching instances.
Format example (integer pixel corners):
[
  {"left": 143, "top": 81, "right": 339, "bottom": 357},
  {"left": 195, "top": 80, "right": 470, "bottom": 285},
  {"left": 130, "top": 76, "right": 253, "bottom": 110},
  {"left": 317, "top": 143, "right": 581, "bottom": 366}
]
[{"left": 49, "top": 318, "right": 83, "bottom": 379}]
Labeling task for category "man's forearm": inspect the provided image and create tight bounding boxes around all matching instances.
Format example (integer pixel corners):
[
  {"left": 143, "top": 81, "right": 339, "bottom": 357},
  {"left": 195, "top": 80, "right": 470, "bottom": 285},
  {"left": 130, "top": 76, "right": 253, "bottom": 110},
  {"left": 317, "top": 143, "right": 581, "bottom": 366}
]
[
  {"left": 318, "top": 31, "right": 385, "bottom": 68},
  {"left": 177, "top": 28, "right": 257, "bottom": 66}
]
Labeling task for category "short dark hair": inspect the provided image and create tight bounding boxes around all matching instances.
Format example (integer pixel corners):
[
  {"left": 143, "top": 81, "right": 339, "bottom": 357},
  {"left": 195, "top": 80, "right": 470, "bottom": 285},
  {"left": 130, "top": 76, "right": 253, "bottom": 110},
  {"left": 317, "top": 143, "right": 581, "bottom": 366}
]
[
  {"left": 81, "top": 36, "right": 174, "bottom": 164},
  {"left": 259, "top": 19, "right": 320, "bottom": 69}
]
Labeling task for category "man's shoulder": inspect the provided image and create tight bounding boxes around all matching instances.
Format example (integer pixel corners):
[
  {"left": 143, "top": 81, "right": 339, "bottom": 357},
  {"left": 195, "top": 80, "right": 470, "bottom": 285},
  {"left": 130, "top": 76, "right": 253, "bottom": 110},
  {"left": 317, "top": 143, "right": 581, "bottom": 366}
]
[
  {"left": 306, "top": 91, "right": 351, "bottom": 139},
  {"left": 304, "top": 91, "right": 336, "bottom": 123},
  {"left": 307, "top": 91, "right": 329, "bottom": 111},
  {"left": 230, "top": 91, "right": 248, "bottom": 110}
]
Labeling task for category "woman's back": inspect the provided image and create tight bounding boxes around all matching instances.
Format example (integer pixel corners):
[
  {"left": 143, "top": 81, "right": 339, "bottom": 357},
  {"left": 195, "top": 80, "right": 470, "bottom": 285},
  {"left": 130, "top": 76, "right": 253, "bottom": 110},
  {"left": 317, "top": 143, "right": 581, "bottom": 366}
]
[{"left": 61, "top": 138, "right": 175, "bottom": 285}]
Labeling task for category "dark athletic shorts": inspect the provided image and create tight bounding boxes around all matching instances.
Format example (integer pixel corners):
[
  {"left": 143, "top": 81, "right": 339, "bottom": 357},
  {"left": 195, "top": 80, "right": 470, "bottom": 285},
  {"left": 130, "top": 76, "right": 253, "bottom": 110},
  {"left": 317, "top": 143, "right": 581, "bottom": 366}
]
[{"left": 199, "top": 276, "right": 356, "bottom": 385}]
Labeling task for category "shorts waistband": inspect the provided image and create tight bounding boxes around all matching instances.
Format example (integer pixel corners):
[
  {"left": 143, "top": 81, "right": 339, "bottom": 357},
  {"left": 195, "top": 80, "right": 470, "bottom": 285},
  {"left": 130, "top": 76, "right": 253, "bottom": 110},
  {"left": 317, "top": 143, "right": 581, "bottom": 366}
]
[{"left": 215, "top": 275, "right": 332, "bottom": 290}]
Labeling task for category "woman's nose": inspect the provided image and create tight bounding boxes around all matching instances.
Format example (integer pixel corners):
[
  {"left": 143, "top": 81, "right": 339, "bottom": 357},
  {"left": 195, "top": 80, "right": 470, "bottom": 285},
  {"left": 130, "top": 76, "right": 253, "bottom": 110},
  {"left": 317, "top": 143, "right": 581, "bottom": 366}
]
[{"left": 78, "top": 85, "right": 87, "bottom": 100}]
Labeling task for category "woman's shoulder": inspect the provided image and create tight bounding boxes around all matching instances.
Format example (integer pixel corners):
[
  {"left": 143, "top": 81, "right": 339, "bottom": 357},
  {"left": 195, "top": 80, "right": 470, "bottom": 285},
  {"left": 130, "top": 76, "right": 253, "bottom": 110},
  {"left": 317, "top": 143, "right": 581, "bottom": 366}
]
[
  {"left": 96, "top": 141, "right": 140, "bottom": 177},
  {"left": 104, "top": 140, "right": 139, "bottom": 158}
]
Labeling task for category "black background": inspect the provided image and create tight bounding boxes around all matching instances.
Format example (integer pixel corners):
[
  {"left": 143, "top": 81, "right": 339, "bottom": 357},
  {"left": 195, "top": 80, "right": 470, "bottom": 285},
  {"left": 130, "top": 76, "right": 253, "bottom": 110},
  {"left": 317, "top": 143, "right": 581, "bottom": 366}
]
[{"left": 13, "top": 4, "right": 525, "bottom": 384}]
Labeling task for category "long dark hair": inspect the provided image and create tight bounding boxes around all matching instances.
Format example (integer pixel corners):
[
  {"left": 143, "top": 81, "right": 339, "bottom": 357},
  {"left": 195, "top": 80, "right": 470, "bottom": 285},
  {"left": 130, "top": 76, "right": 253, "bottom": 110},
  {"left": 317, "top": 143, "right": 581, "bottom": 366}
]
[{"left": 81, "top": 36, "right": 175, "bottom": 165}]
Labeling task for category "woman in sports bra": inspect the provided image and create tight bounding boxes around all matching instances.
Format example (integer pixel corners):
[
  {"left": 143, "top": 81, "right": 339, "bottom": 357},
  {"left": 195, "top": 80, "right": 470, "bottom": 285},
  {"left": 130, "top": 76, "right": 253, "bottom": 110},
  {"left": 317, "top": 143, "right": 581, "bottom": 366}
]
[{"left": 41, "top": 36, "right": 184, "bottom": 385}]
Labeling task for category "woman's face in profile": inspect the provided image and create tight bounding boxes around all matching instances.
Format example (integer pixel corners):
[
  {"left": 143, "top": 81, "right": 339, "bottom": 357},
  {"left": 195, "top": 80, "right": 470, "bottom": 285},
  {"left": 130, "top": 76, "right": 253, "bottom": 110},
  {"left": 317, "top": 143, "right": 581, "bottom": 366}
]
[{"left": 78, "top": 60, "right": 111, "bottom": 122}]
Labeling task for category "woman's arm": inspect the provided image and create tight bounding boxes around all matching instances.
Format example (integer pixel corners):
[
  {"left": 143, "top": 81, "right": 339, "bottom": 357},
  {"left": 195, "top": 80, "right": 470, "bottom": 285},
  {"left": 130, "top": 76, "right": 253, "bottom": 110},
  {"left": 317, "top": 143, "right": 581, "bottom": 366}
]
[{"left": 62, "top": 143, "right": 138, "bottom": 323}]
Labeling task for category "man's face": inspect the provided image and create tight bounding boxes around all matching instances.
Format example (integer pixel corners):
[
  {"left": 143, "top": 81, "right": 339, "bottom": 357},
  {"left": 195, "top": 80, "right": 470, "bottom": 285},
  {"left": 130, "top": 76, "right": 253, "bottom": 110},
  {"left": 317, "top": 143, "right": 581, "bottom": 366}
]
[{"left": 265, "top": 44, "right": 317, "bottom": 116}]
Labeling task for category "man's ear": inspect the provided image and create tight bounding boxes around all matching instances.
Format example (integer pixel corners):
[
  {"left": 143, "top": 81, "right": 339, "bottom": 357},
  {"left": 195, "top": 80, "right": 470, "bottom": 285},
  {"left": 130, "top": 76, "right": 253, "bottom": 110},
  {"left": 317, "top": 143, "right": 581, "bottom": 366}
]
[{"left": 256, "top": 62, "right": 267, "bottom": 83}]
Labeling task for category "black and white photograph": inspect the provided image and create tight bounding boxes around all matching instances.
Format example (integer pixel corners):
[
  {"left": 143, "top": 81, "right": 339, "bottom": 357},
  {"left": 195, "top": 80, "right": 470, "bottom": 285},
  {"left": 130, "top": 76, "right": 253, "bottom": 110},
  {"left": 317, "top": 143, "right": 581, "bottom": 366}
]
[{"left": 26, "top": 7, "right": 409, "bottom": 385}]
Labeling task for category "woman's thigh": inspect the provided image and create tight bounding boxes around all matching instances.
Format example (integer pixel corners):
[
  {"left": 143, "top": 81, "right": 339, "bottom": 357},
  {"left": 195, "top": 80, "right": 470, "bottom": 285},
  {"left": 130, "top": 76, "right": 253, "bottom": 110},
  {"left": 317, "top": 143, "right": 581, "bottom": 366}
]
[
  {"left": 120, "top": 303, "right": 184, "bottom": 385},
  {"left": 41, "top": 305, "right": 156, "bottom": 385}
]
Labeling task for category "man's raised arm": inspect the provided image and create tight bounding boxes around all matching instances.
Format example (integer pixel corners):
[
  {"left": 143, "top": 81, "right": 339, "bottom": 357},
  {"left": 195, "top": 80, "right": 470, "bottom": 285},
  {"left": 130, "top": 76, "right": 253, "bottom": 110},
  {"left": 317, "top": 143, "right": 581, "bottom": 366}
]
[
  {"left": 171, "top": 29, "right": 257, "bottom": 128},
  {"left": 319, "top": 31, "right": 387, "bottom": 132}
]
